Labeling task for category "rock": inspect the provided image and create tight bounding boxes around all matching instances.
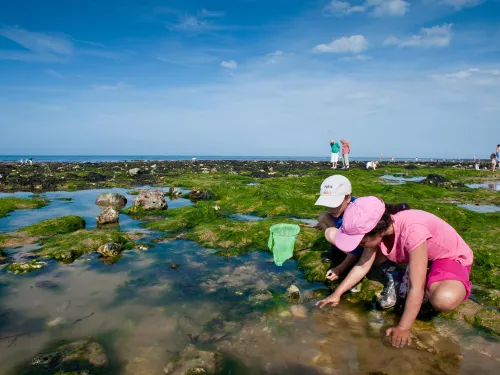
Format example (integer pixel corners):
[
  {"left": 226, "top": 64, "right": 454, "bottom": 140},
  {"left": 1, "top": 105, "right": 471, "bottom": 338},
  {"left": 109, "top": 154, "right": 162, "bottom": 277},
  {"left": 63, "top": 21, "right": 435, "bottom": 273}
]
[
  {"left": 420, "top": 174, "right": 469, "bottom": 190},
  {"left": 7, "top": 260, "right": 46, "bottom": 274},
  {"left": 210, "top": 168, "right": 218, "bottom": 174},
  {"left": 33, "top": 280, "right": 60, "bottom": 291},
  {"left": 164, "top": 344, "right": 219, "bottom": 375},
  {"left": 170, "top": 263, "right": 179, "bottom": 269},
  {"left": 96, "top": 206, "right": 119, "bottom": 225},
  {"left": 31, "top": 340, "right": 107, "bottom": 372},
  {"left": 128, "top": 168, "right": 142, "bottom": 176},
  {"left": 169, "top": 187, "right": 182, "bottom": 197},
  {"left": 133, "top": 189, "right": 167, "bottom": 210},
  {"left": 97, "top": 242, "right": 123, "bottom": 257},
  {"left": 287, "top": 284, "right": 301, "bottom": 302},
  {"left": 290, "top": 305, "right": 307, "bottom": 319},
  {"left": 189, "top": 189, "right": 212, "bottom": 202},
  {"left": 95, "top": 193, "right": 127, "bottom": 208}
]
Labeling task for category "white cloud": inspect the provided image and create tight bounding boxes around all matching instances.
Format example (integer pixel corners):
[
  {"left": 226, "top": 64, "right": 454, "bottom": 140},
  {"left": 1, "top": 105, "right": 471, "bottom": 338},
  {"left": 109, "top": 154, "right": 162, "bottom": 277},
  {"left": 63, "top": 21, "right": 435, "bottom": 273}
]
[
  {"left": 314, "top": 35, "right": 368, "bottom": 54},
  {"left": 198, "top": 8, "right": 225, "bottom": 18},
  {"left": 440, "top": 0, "right": 485, "bottom": 10},
  {"left": 221, "top": 60, "right": 238, "bottom": 69},
  {"left": 0, "top": 26, "right": 73, "bottom": 62},
  {"left": 267, "top": 50, "right": 284, "bottom": 56},
  {"left": 431, "top": 68, "right": 500, "bottom": 85},
  {"left": 324, "top": 0, "right": 409, "bottom": 17},
  {"left": 339, "top": 54, "right": 372, "bottom": 61},
  {"left": 384, "top": 24, "right": 453, "bottom": 48}
]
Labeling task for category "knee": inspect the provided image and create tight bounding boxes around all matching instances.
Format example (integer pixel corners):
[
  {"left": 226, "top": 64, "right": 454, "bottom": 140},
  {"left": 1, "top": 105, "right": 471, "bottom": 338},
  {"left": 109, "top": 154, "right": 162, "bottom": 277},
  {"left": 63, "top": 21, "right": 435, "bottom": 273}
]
[{"left": 429, "top": 289, "right": 463, "bottom": 312}]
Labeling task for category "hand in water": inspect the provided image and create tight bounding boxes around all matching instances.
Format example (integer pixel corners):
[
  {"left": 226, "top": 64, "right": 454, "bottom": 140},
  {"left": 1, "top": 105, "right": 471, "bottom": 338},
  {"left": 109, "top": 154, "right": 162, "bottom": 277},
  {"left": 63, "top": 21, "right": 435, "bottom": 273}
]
[
  {"left": 325, "top": 267, "right": 341, "bottom": 281},
  {"left": 315, "top": 293, "right": 340, "bottom": 309},
  {"left": 386, "top": 326, "right": 411, "bottom": 348}
]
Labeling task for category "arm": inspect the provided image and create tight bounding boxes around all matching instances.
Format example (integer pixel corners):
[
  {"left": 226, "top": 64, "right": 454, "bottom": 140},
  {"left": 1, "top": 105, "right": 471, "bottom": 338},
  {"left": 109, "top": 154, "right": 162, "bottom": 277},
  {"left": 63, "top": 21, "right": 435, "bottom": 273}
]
[
  {"left": 316, "top": 247, "right": 377, "bottom": 308},
  {"left": 386, "top": 242, "right": 428, "bottom": 347}
]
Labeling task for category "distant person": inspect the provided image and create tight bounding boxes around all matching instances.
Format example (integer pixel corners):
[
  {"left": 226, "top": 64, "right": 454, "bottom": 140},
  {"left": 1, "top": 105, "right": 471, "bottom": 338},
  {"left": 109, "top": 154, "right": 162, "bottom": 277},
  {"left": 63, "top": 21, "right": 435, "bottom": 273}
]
[
  {"left": 28, "top": 158, "right": 33, "bottom": 165},
  {"left": 330, "top": 139, "right": 340, "bottom": 169},
  {"left": 391, "top": 155, "right": 395, "bottom": 163},
  {"left": 314, "top": 176, "right": 399, "bottom": 309},
  {"left": 366, "top": 161, "right": 378, "bottom": 170},
  {"left": 341, "top": 139, "right": 350, "bottom": 170},
  {"left": 473, "top": 155, "right": 476, "bottom": 163},
  {"left": 491, "top": 153, "right": 497, "bottom": 172},
  {"left": 379, "top": 153, "right": 383, "bottom": 162},
  {"left": 415, "top": 157, "right": 418, "bottom": 162},
  {"left": 496, "top": 144, "right": 500, "bottom": 160},
  {"left": 20, "top": 159, "right": 24, "bottom": 165}
]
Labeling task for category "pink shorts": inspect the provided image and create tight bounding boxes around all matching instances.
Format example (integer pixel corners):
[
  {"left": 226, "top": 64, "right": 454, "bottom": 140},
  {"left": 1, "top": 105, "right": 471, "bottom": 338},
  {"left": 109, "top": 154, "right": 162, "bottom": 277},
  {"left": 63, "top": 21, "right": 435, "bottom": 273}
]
[{"left": 426, "top": 259, "right": 472, "bottom": 300}]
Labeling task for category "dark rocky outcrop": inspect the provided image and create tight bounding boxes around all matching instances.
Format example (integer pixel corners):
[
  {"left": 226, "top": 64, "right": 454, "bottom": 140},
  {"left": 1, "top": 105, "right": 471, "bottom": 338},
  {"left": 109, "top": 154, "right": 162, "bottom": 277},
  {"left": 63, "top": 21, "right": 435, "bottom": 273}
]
[
  {"left": 420, "top": 174, "right": 470, "bottom": 190},
  {"left": 189, "top": 189, "right": 213, "bottom": 202}
]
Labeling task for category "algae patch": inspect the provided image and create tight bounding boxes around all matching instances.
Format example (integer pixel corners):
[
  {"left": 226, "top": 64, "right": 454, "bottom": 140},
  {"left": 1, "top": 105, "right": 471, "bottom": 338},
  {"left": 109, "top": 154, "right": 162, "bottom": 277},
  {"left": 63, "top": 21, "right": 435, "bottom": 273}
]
[
  {"left": 0, "top": 196, "right": 48, "bottom": 217},
  {"left": 19, "top": 216, "right": 86, "bottom": 236}
]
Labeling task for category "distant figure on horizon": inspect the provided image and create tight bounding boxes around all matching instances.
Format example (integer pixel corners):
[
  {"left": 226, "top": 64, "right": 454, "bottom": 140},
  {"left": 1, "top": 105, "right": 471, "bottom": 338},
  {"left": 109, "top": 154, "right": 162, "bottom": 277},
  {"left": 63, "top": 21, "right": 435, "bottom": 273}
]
[
  {"left": 379, "top": 153, "right": 383, "bottom": 162},
  {"left": 415, "top": 157, "right": 418, "bottom": 162},
  {"left": 20, "top": 159, "right": 24, "bottom": 165},
  {"left": 330, "top": 139, "right": 340, "bottom": 169},
  {"left": 391, "top": 155, "right": 395, "bottom": 163},
  {"left": 491, "top": 153, "right": 497, "bottom": 172},
  {"left": 28, "top": 158, "right": 33, "bottom": 165},
  {"left": 341, "top": 139, "right": 350, "bottom": 170},
  {"left": 473, "top": 155, "right": 476, "bottom": 162}
]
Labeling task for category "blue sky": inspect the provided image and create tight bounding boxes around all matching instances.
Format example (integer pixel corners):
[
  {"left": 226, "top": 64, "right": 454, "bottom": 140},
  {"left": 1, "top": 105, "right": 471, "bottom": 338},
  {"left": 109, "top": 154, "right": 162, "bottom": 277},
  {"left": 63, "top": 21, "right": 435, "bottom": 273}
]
[{"left": 0, "top": 0, "right": 499, "bottom": 158}]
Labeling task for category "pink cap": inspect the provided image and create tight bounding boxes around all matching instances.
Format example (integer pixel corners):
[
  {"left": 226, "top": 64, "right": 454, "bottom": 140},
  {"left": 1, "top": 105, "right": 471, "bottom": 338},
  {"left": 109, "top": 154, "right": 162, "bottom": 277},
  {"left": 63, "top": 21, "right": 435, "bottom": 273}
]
[{"left": 334, "top": 196, "right": 385, "bottom": 252}]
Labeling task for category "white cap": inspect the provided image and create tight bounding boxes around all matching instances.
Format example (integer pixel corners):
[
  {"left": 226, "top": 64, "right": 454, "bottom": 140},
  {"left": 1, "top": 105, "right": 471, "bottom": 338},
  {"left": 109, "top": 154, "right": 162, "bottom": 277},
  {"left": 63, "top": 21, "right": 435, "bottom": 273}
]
[{"left": 314, "top": 175, "right": 352, "bottom": 208}]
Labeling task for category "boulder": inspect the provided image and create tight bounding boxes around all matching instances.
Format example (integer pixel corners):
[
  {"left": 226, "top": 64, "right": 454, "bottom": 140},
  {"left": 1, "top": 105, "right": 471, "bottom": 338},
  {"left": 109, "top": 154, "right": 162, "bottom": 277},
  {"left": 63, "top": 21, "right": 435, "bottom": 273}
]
[
  {"left": 96, "top": 207, "right": 119, "bottom": 225},
  {"left": 189, "top": 189, "right": 212, "bottom": 202},
  {"left": 420, "top": 174, "right": 469, "bottom": 190},
  {"left": 95, "top": 193, "right": 127, "bottom": 208},
  {"left": 133, "top": 189, "right": 167, "bottom": 210},
  {"left": 128, "top": 168, "right": 141, "bottom": 176},
  {"left": 97, "top": 242, "right": 123, "bottom": 257}
]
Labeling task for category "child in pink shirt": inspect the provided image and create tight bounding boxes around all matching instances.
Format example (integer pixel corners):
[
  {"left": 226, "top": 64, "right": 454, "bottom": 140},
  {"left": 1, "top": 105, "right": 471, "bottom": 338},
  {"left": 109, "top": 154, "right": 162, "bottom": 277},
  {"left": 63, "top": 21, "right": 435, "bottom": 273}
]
[{"left": 316, "top": 197, "right": 473, "bottom": 348}]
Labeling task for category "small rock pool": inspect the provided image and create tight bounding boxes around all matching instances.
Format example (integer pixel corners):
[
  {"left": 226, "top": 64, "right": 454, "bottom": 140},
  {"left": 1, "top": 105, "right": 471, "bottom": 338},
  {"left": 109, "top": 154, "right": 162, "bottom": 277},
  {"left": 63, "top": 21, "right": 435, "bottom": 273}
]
[{"left": 0, "top": 188, "right": 499, "bottom": 374}]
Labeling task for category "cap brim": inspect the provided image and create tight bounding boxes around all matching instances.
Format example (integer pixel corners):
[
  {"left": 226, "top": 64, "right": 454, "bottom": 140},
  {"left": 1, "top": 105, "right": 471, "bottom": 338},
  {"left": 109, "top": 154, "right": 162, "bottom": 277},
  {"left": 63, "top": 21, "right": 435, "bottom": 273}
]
[
  {"left": 314, "top": 194, "right": 344, "bottom": 208},
  {"left": 334, "top": 227, "right": 364, "bottom": 252}
]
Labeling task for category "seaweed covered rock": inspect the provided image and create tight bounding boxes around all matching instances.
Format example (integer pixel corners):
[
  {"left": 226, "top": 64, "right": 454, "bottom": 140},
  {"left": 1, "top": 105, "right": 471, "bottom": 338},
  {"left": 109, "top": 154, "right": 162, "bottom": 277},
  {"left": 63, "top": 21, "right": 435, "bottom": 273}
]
[
  {"left": 96, "top": 207, "right": 119, "bottom": 225},
  {"left": 7, "top": 260, "right": 46, "bottom": 274},
  {"left": 420, "top": 174, "right": 469, "bottom": 189},
  {"left": 128, "top": 168, "right": 142, "bottom": 176},
  {"left": 189, "top": 189, "right": 213, "bottom": 202},
  {"left": 20, "top": 216, "right": 86, "bottom": 236},
  {"left": 28, "top": 339, "right": 107, "bottom": 374},
  {"left": 97, "top": 242, "right": 123, "bottom": 257},
  {"left": 95, "top": 192, "right": 127, "bottom": 208},
  {"left": 164, "top": 345, "right": 220, "bottom": 375},
  {"left": 133, "top": 189, "right": 167, "bottom": 210}
]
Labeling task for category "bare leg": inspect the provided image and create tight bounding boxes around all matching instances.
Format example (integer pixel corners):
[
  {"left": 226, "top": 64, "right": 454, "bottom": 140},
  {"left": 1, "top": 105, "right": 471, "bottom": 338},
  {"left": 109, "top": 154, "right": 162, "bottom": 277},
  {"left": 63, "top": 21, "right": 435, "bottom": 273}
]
[{"left": 427, "top": 280, "right": 466, "bottom": 312}]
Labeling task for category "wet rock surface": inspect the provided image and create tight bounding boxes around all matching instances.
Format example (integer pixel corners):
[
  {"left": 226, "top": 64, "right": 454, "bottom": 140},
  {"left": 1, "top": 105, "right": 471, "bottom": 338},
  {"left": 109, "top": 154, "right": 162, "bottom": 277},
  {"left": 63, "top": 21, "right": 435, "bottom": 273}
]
[
  {"left": 133, "top": 189, "right": 167, "bottom": 210},
  {"left": 420, "top": 174, "right": 470, "bottom": 190},
  {"left": 95, "top": 192, "right": 127, "bottom": 208},
  {"left": 24, "top": 339, "right": 107, "bottom": 374},
  {"left": 96, "top": 206, "right": 120, "bottom": 225},
  {"left": 164, "top": 345, "right": 220, "bottom": 375},
  {"left": 97, "top": 242, "right": 123, "bottom": 257}
]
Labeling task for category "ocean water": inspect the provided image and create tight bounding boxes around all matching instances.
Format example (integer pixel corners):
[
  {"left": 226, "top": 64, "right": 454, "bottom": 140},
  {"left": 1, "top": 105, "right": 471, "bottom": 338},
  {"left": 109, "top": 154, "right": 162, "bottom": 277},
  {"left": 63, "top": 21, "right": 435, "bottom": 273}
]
[{"left": 0, "top": 155, "right": 463, "bottom": 163}]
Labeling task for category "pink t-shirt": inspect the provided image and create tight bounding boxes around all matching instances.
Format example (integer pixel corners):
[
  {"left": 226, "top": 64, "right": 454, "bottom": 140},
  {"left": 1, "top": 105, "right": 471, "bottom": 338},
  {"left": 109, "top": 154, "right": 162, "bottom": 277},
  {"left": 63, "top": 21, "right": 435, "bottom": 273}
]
[{"left": 379, "top": 210, "right": 473, "bottom": 266}]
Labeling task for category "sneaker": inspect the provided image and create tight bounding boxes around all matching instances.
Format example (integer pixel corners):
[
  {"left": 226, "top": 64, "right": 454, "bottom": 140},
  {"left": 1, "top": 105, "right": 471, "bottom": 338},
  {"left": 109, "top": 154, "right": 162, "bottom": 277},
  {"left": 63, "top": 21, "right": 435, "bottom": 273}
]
[{"left": 378, "top": 278, "right": 399, "bottom": 309}]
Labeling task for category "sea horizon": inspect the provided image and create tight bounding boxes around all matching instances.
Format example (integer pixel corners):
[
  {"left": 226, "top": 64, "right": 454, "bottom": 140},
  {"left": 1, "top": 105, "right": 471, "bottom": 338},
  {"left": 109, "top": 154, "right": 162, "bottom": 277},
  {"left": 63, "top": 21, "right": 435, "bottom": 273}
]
[{"left": 0, "top": 155, "right": 478, "bottom": 163}]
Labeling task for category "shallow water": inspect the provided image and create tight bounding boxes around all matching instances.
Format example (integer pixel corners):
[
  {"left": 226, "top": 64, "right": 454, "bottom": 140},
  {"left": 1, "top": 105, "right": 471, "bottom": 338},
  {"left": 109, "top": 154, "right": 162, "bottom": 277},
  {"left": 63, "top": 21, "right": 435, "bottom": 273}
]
[
  {"left": 0, "top": 186, "right": 191, "bottom": 232},
  {"left": 1, "top": 189, "right": 499, "bottom": 375},
  {"left": 466, "top": 182, "right": 500, "bottom": 191},
  {"left": 379, "top": 175, "right": 426, "bottom": 184},
  {"left": 229, "top": 214, "right": 266, "bottom": 222},
  {"left": 458, "top": 204, "right": 500, "bottom": 213}
]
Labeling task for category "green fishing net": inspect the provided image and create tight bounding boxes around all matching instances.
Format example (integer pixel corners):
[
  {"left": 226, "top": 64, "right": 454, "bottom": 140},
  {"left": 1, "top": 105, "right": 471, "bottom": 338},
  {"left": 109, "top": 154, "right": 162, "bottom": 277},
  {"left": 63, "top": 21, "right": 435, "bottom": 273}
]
[{"left": 268, "top": 224, "right": 300, "bottom": 266}]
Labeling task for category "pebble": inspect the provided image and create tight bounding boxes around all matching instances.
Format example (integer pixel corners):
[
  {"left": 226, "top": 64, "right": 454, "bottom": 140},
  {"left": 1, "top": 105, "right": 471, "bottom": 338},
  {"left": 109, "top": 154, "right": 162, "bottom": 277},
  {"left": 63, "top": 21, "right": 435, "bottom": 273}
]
[{"left": 290, "top": 305, "right": 307, "bottom": 319}]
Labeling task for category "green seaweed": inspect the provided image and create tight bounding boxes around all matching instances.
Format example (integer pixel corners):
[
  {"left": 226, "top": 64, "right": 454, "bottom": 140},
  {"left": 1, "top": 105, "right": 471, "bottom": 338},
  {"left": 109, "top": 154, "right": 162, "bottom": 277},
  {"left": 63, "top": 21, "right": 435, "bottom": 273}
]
[
  {"left": 19, "top": 216, "right": 86, "bottom": 236},
  {"left": 35, "top": 229, "right": 132, "bottom": 262},
  {"left": 0, "top": 197, "right": 48, "bottom": 217}
]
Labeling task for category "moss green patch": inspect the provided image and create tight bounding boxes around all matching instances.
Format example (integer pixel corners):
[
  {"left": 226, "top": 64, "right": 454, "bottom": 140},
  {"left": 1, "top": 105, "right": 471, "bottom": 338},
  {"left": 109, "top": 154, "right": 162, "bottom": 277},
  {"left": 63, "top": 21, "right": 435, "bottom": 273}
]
[
  {"left": 0, "top": 197, "right": 48, "bottom": 217},
  {"left": 7, "top": 260, "right": 47, "bottom": 274},
  {"left": 19, "top": 216, "right": 86, "bottom": 236},
  {"left": 35, "top": 229, "right": 132, "bottom": 262}
]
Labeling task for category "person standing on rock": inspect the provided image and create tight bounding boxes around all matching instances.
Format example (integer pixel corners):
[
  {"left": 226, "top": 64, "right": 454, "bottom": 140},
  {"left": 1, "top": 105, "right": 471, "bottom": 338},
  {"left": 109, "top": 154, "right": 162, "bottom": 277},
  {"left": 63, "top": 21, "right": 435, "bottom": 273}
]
[
  {"left": 330, "top": 140, "right": 340, "bottom": 169},
  {"left": 314, "top": 176, "right": 399, "bottom": 308},
  {"left": 491, "top": 153, "right": 497, "bottom": 172},
  {"left": 341, "top": 139, "right": 350, "bottom": 170},
  {"left": 316, "top": 197, "right": 474, "bottom": 348}
]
